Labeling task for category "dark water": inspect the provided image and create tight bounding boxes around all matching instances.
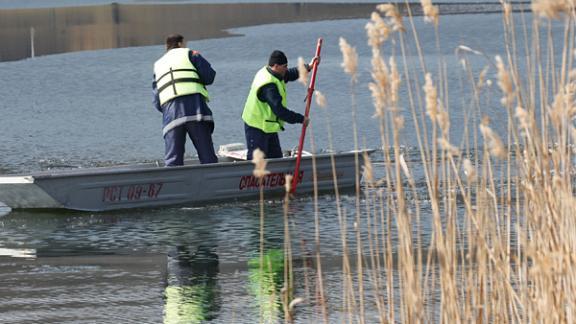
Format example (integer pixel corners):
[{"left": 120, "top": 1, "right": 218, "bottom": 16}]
[{"left": 0, "top": 9, "right": 563, "bottom": 323}]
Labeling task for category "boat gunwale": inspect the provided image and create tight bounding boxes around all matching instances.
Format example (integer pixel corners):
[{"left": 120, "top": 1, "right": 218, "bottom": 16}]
[{"left": 0, "top": 150, "right": 373, "bottom": 180}]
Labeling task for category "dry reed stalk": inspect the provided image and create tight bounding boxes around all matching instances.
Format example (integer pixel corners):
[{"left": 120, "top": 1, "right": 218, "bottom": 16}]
[
  {"left": 368, "top": 5, "right": 434, "bottom": 321},
  {"left": 314, "top": 89, "right": 357, "bottom": 320},
  {"left": 339, "top": 34, "right": 371, "bottom": 323},
  {"left": 259, "top": 0, "right": 576, "bottom": 322},
  {"left": 282, "top": 173, "right": 295, "bottom": 323},
  {"left": 364, "top": 12, "right": 399, "bottom": 322},
  {"left": 361, "top": 152, "right": 391, "bottom": 319},
  {"left": 500, "top": 0, "right": 512, "bottom": 24},
  {"left": 252, "top": 148, "right": 270, "bottom": 322},
  {"left": 306, "top": 129, "right": 329, "bottom": 323},
  {"left": 297, "top": 57, "right": 309, "bottom": 86}
]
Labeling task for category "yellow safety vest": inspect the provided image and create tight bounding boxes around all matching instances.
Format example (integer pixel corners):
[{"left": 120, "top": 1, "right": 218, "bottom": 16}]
[
  {"left": 242, "top": 67, "right": 287, "bottom": 133},
  {"left": 154, "top": 48, "right": 210, "bottom": 106}
]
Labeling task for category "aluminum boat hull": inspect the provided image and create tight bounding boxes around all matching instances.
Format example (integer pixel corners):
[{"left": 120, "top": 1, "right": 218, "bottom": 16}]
[{"left": 0, "top": 151, "right": 370, "bottom": 211}]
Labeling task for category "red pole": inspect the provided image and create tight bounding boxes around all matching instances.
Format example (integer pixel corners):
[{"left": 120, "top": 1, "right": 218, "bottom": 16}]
[{"left": 291, "top": 38, "right": 322, "bottom": 194}]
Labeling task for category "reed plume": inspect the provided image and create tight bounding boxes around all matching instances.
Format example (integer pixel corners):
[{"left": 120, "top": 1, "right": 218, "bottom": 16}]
[
  {"left": 515, "top": 105, "right": 532, "bottom": 134},
  {"left": 369, "top": 53, "right": 390, "bottom": 117},
  {"left": 365, "top": 12, "right": 391, "bottom": 48},
  {"left": 284, "top": 174, "right": 293, "bottom": 193},
  {"left": 479, "top": 117, "right": 507, "bottom": 159},
  {"left": 437, "top": 138, "right": 460, "bottom": 156},
  {"left": 297, "top": 57, "right": 309, "bottom": 86},
  {"left": 377, "top": 4, "right": 404, "bottom": 32},
  {"left": 531, "top": 0, "right": 573, "bottom": 19},
  {"left": 314, "top": 90, "right": 327, "bottom": 108},
  {"left": 389, "top": 56, "right": 401, "bottom": 106},
  {"left": 462, "top": 158, "right": 477, "bottom": 182},
  {"left": 420, "top": 0, "right": 439, "bottom": 26},
  {"left": 252, "top": 148, "right": 270, "bottom": 178},
  {"left": 423, "top": 73, "right": 449, "bottom": 135},
  {"left": 499, "top": 0, "right": 512, "bottom": 25},
  {"left": 339, "top": 37, "right": 358, "bottom": 82},
  {"left": 495, "top": 55, "right": 514, "bottom": 106}
]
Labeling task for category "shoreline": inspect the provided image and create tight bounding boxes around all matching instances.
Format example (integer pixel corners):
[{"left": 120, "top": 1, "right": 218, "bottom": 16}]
[
  {"left": 0, "top": 2, "right": 377, "bottom": 62},
  {"left": 0, "top": 2, "right": 523, "bottom": 62}
]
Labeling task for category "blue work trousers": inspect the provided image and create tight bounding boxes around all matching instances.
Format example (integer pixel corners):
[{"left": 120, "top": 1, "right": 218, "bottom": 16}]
[
  {"left": 165, "top": 121, "right": 218, "bottom": 166},
  {"left": 244, "top": 123, "right": 283, "bottom": 160}
]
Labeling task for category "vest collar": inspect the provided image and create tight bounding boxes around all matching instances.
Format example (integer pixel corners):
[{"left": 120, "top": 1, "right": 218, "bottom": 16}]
[{"left": 266, "top": 66, "right": 284, "bottom": 81}]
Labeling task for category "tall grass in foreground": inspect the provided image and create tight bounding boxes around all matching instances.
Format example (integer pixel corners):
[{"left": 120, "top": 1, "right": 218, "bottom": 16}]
[{"left": 254, "top": 1, "right": 576, "bottom": 322}]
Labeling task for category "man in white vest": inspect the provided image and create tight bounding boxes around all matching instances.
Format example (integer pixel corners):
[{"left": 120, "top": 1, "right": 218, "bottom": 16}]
[{"left": 153, "top": 34, "right": 218, "bottom": 165}]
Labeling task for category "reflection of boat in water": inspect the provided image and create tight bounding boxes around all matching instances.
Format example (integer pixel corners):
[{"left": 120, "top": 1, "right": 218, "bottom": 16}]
[{"left": 0, "top": 147, "right": 372, "bottom": 212}]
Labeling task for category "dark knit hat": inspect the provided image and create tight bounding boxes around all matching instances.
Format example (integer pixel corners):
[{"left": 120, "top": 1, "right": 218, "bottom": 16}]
[{"left": 268, "top": 50, "right": 288, "bottom": 66}]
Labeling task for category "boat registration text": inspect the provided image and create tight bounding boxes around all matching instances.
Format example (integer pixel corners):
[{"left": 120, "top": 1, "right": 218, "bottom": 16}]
[{"left": 102, "top": 183, "right": 164, "bottom": 203}]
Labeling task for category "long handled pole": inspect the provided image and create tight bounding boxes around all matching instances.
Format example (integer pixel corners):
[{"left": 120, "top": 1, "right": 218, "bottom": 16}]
[{"left": 291, "top": 38, "right": 322, "bottom": 194}]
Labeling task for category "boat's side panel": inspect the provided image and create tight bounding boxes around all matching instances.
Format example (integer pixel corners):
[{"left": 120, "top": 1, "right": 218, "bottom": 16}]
[
  {"left": 34, "top": 172, "right": 200, "bottom": 211},
  {"left": 24, "top": 152, "right": 364, "bottom": 211},
  {"left": 0, "top": 177, "right": 63, "bottom": 209}
]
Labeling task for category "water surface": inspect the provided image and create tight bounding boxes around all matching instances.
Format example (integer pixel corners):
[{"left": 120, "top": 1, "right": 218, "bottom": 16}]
[{"left": 0, "top": 10, "right": 562, "bottom": 323}]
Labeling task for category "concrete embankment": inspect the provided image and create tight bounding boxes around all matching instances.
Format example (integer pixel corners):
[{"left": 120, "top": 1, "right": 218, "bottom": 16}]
[{"left": 0, "top": 2, "right": 524, "bottom": 62}]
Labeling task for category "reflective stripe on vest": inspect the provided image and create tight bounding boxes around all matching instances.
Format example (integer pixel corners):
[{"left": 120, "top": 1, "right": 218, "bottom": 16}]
[
  {"left": 154, "top": 48, "right": 210, "bottom": 106},
  {"left": 242, "top": 67, "right": 287, "bottom": 133}
]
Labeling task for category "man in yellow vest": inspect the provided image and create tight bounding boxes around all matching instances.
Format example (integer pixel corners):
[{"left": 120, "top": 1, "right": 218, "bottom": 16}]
[
  {"left": 153, "top": 34, "right": 218, "bottom": 165},
  {"left": 242, "top": 50, "right": 315, "bottom": 160}
]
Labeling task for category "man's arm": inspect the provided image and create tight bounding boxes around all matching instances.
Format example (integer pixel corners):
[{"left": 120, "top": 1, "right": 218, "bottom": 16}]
[
  {"left": 189, "top": 51, "right": 216, "bottom": 85},
  {"left": 283, "top": 62, "right": 313, "bottom": 83},
  {"left": 152, "top": 78, "right": 162, "bottom": 112},
  {"left": 283, "top": 67, "right": 300, "bottom": 83},
  {"left": 258, "top": 84, "right": 304, "bottom": 124}
]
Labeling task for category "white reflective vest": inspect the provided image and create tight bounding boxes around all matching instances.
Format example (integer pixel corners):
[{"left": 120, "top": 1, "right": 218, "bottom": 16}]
[{"left": 154, "top": 48, "right": 210, "bottom": 106}]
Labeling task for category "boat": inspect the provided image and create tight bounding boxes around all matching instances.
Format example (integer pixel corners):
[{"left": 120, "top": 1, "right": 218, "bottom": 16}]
[{"left": 0, "top": 144, "right": 373, "bottom": 212}]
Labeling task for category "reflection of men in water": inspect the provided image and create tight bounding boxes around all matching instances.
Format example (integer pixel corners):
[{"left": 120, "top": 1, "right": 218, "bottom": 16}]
[
  {"left": 248, "top": 248, "right": 285, "bottom": 322},
  {"left": 163, "top": 245, "right": 220, "bottom": 323},
  {"left": 245, "top": 213, "right": 287, "bottom": 322}
]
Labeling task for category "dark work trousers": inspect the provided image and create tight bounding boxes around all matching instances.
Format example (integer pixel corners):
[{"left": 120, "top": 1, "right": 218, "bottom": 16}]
[
  {"left": 164, "top": 121, "right": 218, "bottom": 166},
  {"left": 244, "top": 123, "right": 283, "bottom": 160}
]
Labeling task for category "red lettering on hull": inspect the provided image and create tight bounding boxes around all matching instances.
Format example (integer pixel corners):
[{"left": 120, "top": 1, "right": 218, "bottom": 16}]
[{"left": 239, "top": 171, "right": 304, "bottom": 190}]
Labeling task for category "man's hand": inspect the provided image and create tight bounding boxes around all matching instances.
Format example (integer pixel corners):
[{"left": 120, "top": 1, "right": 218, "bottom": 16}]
[
  {"left": 303, "top": 116, "right": 310, "bottom": 127},
  {"left": 307, "top": 56, "right": 320, "bottom": 71}
]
